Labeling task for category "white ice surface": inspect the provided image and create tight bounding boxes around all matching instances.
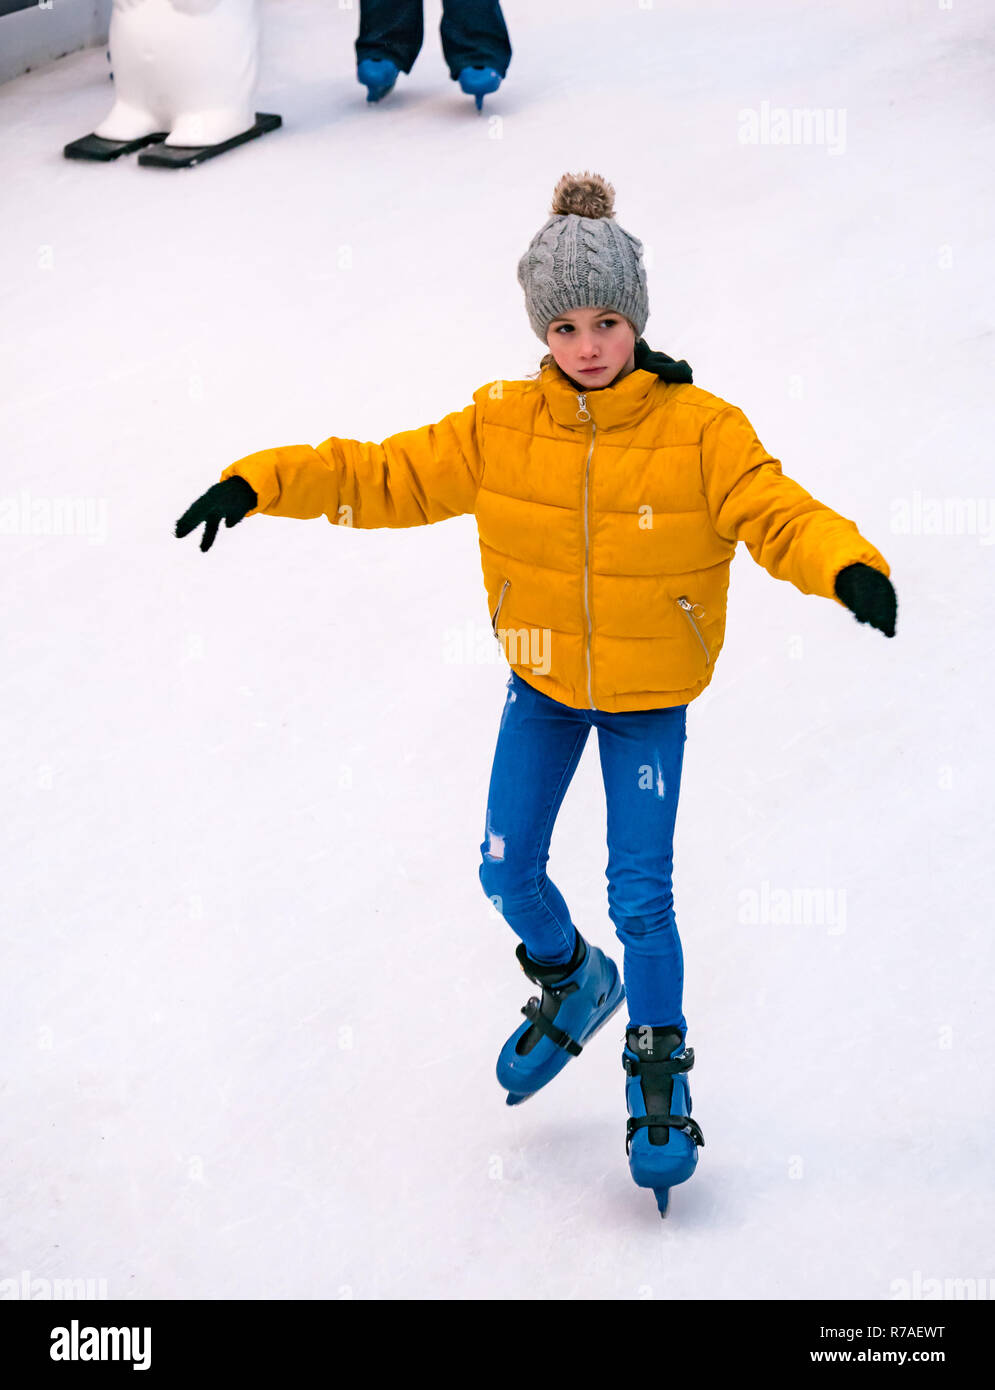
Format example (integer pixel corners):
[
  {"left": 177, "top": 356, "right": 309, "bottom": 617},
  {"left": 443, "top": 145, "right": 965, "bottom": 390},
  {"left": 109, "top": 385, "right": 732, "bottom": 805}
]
[{"left": 1, "top": 0, "right": 993, "bottom": 1301}]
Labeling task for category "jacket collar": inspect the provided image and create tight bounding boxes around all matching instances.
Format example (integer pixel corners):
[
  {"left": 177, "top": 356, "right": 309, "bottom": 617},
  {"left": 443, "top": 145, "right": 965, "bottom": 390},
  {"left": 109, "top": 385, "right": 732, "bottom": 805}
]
[{"left": 539, "top": 338, "right": 693, "bottom": 431}]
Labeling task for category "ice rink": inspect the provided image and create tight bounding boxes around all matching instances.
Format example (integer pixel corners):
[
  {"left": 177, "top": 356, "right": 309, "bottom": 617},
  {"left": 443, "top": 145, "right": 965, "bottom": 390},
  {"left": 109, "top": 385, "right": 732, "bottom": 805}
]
[{"left": 1, "top": 0, "right": 992, "bottom": 1299}]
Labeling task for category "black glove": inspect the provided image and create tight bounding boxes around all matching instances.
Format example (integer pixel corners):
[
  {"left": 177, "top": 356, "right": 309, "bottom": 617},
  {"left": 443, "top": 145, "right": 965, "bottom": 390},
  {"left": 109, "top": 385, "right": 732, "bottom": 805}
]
[
  {"left": 834, "top": 563, "right": 897, "bottom": 638},
  {"left": 175, "top": 476, "right": 258, "bottom": 553}
]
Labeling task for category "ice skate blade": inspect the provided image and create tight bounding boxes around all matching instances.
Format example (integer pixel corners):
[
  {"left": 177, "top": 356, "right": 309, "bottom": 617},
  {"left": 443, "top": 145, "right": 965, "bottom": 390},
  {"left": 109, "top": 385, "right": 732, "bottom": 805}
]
[
  {"left": 137, "top": 113, "right": 281, "bottom": 169},
  {"left": 654, "top": 1188, "right": 670, "bottom": 1217}
]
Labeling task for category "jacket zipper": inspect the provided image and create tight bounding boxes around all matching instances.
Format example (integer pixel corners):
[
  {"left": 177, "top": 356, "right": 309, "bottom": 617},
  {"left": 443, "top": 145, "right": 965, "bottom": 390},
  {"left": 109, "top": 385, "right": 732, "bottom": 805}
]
[
  {"left": 677, "top": 596, "right": 710, "bottom": 664},
  {"left": 491, "top": 577, "right": 510, "bottom": 637},
  {"left": 578, "top": 394, "right": 596, "bottom": 709}
]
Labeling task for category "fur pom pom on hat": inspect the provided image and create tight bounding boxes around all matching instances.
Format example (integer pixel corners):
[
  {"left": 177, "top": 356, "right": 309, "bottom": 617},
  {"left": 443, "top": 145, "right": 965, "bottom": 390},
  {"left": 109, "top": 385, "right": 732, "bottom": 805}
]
[
  {"left": 549, "top": 171, "right": 617, "bottom": 219},
  {"left": 517, "top": 171, "right": 649, "bottom": 344}
]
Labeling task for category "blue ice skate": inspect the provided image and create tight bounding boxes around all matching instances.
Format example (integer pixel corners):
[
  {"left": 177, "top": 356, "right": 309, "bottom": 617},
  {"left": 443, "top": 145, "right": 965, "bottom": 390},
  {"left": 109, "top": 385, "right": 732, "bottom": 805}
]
[
  {"left": 458, "top": 65, "right": 502, "bottom": 111},
  {"left": 623, "top": 1026, "right": 704, "bottom": 1217},
  {"left": 497, "top": 931, "right": 625, "bottom": 1106},
  {"left": 358, "top": 58, "right": 399, "bottom": 103}
]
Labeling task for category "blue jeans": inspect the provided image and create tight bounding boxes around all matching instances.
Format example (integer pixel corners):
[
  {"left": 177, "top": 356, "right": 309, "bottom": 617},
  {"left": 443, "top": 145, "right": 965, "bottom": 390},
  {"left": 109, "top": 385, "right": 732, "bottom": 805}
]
[
  {"left": 478, "top": 670, "right": 689, "bottom": 1039},
  {"left": 356, "top": 0, "right": 512, "bottom": 80}
]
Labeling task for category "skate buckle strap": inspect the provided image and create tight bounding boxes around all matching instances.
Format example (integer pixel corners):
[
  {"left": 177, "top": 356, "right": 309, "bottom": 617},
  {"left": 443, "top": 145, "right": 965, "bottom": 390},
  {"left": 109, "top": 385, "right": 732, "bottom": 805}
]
[
  {"left": 515, "top": 941, "right": 584, "bottom": 994},
  {"left": 622, "top": 1046, "right": 695, "bottom": 1078},
  {"left": 625, "top": 1114, "right": 705, "bottom": 1155},
  {"left": 520, "top": 997, "right": 583, "bottom": 1056}
]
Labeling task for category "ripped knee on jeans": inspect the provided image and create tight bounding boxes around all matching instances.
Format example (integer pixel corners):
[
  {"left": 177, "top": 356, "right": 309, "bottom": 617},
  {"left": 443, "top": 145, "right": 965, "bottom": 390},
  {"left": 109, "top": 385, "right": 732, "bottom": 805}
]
[{"left": 483, "top": 828, "right": 505, "bottom": 860}]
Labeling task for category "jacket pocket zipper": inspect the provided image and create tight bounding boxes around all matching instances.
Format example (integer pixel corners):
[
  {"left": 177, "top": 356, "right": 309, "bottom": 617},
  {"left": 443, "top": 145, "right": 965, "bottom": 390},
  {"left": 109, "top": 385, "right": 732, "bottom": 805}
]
[
  {"left": 491, "top": 578, "right": 510, "bottom": 637},
  {"left": 677, "top": 596, "right": 710, "bottom": 664}
]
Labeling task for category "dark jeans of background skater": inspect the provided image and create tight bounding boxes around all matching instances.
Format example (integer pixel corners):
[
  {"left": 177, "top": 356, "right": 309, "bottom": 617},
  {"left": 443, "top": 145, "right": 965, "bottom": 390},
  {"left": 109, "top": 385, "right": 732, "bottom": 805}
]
[
  {"left": 478, "top": 670, "right": 690, "bottom": 1040},
  {"left": 356, "top": 0, "right": 512, "bottom": 79}
]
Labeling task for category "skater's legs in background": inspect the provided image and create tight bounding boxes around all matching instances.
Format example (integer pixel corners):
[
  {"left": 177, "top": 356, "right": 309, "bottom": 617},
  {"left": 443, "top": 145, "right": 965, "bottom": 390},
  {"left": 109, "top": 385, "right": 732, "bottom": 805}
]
[
  {"left": 356, "top": 0, "right": 424, "bottom": 73},
  {"left": 439, "top": 0, "right": 512, "bottom": 79},
  {"left": 478, "top": 672, "right": 591, "bottom": 966},
  {"left": 594, "top": 703, "right": 689, "bottom": 1041}
]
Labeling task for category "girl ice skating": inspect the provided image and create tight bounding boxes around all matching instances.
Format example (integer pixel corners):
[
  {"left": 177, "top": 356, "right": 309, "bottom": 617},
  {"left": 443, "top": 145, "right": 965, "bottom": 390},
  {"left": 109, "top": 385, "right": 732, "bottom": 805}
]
[{"left": 175, "top": 171, "right": 897, "bottom": 1218}]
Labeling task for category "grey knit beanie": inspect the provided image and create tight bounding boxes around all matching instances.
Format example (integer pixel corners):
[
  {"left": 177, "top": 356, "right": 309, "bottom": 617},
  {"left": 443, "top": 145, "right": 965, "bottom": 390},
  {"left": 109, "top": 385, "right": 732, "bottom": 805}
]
[{"left": 517, "top": 172, "right": 649, "bottom": 343}]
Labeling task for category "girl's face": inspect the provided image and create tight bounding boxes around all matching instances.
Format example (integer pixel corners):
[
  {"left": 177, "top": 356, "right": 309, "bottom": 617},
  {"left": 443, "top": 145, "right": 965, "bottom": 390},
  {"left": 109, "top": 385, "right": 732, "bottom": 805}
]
[{"left": 545, "top": 306, "right": 636, "bottom": 390}]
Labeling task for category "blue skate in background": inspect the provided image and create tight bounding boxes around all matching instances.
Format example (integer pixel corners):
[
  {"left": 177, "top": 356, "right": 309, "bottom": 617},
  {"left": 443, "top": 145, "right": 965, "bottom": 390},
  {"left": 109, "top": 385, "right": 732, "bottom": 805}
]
[
  {"left": 458, "top": 65, "right": 502, "bottom": 110},
  {"left": 358, "top": 58, "right": 399, "bottom": 102}
]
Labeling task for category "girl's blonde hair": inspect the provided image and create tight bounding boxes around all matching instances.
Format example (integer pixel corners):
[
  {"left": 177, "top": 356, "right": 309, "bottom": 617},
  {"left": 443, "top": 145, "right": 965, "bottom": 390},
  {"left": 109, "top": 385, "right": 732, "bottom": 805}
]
[{"left": 526, "top": 352, "right": 554, "bottom": 381}]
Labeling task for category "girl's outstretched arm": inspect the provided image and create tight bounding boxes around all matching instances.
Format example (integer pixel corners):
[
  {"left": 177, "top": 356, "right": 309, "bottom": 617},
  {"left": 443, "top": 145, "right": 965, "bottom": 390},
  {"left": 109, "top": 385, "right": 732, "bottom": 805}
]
[
  {"left": 700, "top": 404, "right": 891, "bottom": 603},
  {"left": 217, "top": 389, "right": 488, "bottom": 529}
]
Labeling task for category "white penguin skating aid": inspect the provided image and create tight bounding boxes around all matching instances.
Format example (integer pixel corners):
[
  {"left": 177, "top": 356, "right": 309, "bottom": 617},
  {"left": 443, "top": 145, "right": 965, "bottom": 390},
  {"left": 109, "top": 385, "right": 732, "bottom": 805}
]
[{"left": 64, "top": 0, "right": 280, "bottom": 167}]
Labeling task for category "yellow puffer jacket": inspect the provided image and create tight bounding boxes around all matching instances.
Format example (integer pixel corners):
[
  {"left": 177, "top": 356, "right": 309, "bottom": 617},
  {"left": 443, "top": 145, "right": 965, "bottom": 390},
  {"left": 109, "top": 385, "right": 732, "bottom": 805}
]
[{"left": 219, "top": 357, "right": 890, "bottom": 712}]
